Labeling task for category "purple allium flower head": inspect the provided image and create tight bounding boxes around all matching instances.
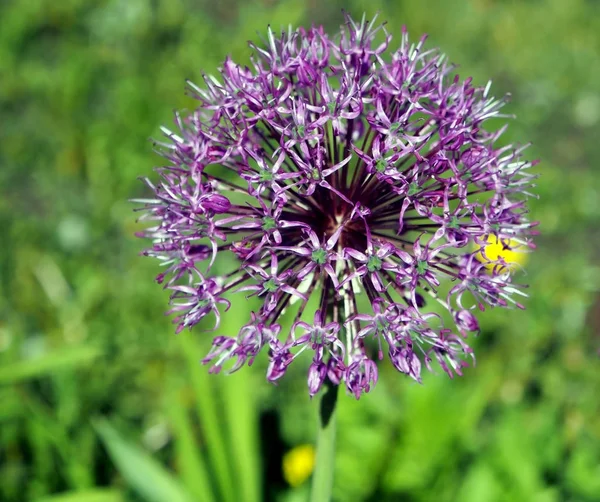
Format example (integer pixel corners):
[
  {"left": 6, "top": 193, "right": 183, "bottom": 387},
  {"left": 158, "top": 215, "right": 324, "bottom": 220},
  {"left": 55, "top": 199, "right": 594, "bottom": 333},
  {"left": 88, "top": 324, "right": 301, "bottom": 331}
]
[{"left": 135, "top": 13, "right": 538, "bottom": 398}]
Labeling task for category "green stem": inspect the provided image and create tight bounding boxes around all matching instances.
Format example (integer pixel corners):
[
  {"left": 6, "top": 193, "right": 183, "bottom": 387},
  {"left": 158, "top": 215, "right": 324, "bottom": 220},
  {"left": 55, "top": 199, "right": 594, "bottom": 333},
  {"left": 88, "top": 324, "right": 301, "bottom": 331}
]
[{"left": 310, "top": 381, "right": 339, "bottom": 502}]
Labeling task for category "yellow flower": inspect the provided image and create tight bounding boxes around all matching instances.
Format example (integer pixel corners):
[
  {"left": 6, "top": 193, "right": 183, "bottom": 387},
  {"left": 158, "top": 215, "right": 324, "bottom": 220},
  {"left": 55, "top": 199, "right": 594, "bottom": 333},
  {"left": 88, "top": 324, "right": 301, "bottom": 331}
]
[
  {"left": 475, "top": 235, "right": 528, "bottom": 270},
  {"left": 282, "top": 444, "right": 316, "bottom": 487}
]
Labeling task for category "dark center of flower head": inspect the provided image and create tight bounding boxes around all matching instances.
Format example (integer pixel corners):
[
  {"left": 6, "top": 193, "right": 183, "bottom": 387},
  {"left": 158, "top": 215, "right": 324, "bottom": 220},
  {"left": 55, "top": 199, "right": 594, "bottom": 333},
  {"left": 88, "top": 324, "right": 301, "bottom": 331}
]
[{"left": 137, "top": 13, "right": 537, "bottom": 398}]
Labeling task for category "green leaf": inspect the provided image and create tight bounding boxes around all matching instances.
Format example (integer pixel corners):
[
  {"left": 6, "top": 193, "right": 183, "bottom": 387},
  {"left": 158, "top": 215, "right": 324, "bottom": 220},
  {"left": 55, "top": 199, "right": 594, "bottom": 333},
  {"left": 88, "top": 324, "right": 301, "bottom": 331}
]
[
  {"left": 455, "top": 462, "right": 502, "bottom": 502},
  {"left": 222, "top": 371, "right": 262, "bottom": 502},
  {"left": 179, "top": 334, "right": 236, "bottom": 502},
  {"left": 34, "top": 489, "right": 124, "bottom": 502},
  {"left": 93, "top": 418, "right": 194, "bottom": 502},
  {"left": 0, "top": 346, "right": 101, "bottom": 385},
  {"left": 166, "top": 385, "right": 216, "bottom": 502},
  {"left": 0, "top": 388, "right": 22, "bottom": 420}
]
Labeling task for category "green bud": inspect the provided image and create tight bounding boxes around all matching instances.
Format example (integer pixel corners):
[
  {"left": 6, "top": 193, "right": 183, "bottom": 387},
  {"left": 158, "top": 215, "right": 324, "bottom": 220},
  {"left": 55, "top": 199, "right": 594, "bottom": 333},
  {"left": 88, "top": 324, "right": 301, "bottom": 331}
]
[
  {"left": 311, "top": 248, "right": 327, "bottom": 264},
  {"left": 367, "top": 255, "right": 382, "bottom": 272},
  {"left": 264, "top": 279, "right": 279, "bottom": 292},
  {"left": 262, "top": 216, "right": 277, "bottom": 230}
]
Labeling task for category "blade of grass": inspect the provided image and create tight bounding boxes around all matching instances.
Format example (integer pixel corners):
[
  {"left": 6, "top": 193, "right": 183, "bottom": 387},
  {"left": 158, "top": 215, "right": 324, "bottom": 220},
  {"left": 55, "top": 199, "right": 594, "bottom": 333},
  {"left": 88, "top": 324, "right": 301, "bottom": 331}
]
[
  {"left": 93, "top": 418, "right": 194, "bottom": 502},
  {"left": 222, "top": 371, "right": 261, "bottom": 502},
  {"left": 166, "top": 383, "right": 216, "bottom": 502},
  {"left": 34, "top": 489, "right": 124, "bottom": 502},
  {"left": 22, "top": 392, "right": 77, "bottom": 474},
  {"left": 178, "top": 334, "right": 236, "bottom": 502},
  {"left": 28, "top": 414, "right": 55, "bottom": 495},
  {"left": 0, "top": 346, "right": 101, "bottom": 385},
  {"left": 0, "top": 388, "right": 23, "bottom": 420}
]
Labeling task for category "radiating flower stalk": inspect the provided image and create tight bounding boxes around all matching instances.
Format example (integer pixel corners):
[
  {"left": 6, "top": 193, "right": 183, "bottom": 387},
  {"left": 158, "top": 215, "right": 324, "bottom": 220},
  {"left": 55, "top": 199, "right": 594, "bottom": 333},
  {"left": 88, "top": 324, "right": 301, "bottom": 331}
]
[{"left": 135, "top": 12, "right": 538, "bottom": 498}]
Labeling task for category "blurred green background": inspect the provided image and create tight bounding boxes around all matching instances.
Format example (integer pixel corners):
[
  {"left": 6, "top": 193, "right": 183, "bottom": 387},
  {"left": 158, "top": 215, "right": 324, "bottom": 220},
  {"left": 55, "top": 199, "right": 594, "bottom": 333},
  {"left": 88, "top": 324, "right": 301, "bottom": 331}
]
[{"left": 1, "top": 0, "right": 600, "bottom": 501}]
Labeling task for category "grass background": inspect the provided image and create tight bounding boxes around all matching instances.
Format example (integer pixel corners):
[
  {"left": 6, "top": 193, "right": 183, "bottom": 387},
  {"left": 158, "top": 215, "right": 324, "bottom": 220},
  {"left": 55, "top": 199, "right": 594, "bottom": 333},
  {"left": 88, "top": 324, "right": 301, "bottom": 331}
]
[{"left": 1, "top": 0, "right": 599, "bottom": 501}]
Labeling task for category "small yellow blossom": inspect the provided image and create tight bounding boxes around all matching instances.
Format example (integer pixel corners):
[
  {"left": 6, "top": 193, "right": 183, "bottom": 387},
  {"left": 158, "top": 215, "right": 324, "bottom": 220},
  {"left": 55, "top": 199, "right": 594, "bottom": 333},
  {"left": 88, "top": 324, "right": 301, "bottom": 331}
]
[
  {"left": 475, "top": 235, "right": 528, "bottom": 270},
  {"left": 282, "top": 444, "right": 316, "bottom": 487}
]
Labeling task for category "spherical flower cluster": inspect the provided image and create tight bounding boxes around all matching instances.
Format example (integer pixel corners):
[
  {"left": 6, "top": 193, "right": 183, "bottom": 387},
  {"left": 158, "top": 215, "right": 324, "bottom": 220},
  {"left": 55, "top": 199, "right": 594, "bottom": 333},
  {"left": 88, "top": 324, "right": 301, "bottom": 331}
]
[{"left": 135, "top": 14, "right": 538, "bottom": 398}]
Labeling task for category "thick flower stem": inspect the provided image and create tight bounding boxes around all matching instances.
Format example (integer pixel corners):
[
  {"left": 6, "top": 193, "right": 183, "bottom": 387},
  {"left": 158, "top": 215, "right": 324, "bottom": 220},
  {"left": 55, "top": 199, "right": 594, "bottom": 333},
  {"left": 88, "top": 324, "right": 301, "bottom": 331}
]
[{"left": 310, "top": 380, "right": 339, "bottom": 502}]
